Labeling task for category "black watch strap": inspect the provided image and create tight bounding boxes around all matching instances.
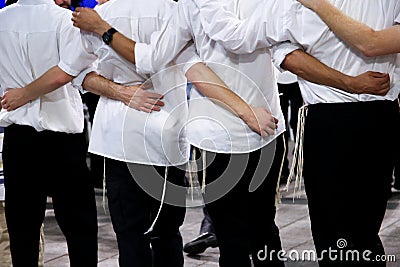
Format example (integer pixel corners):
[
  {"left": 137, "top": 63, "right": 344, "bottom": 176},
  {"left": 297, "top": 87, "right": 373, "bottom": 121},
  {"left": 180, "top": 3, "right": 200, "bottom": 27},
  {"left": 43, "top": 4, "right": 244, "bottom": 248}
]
[{"left": 102, "top": 28, "right": 117, "bottom": 45}]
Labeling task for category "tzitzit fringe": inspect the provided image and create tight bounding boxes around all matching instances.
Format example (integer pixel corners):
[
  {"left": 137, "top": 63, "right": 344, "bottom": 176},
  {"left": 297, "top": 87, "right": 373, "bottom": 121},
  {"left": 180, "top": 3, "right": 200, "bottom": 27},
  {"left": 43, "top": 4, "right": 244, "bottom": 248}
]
[
  {"left": 201, "top": 149, "right": 207, "bottom": 193},
  {"left": 186, "top": 147, "right": 198, "bottom": 200},
  {"left": 145, "top": 166, "right": 169, "bottom": 235},
  {"left": 275, "top": 134, "right": 287, "bottom": 204},
  {"left": 286, "top": 105, "right": 308, "bottom": 200}
]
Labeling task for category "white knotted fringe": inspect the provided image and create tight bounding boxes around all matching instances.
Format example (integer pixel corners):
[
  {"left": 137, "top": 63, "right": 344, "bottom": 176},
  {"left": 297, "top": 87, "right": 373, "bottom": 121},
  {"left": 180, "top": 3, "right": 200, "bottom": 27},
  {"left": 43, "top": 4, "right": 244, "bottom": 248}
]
[
  {"left": 186, "top": 147, "right": 198, "bottom": 201},
  {"left": 145, "top": 166, "right": 168, "bottom": 235},
  {"left": 201, "top": 149, "right": 207, "bottom": 193},
  {"left": 275, "top": 134, "right": 287, "bottom": 204},
  {"left": 286, "top": 105, "right": 308, "bottom": 200}
]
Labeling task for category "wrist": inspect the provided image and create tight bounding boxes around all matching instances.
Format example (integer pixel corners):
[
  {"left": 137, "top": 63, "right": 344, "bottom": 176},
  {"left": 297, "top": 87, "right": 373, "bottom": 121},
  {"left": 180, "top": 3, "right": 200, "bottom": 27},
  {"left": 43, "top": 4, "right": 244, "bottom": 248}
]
[
  {"left": 112, "top": 83, "right": 124, "bottom": 101},
  {"left": 95, "top": 21, "right": 112, "bottom": 36},
  {"left": 343, "top": 76, "right": 357, "bottom": 94},
  {"left": 23, "top": 87, "right": 36, "bottom": 101},
  {"left": 237, "top": 105, "right": 254, "bottom": 123}
]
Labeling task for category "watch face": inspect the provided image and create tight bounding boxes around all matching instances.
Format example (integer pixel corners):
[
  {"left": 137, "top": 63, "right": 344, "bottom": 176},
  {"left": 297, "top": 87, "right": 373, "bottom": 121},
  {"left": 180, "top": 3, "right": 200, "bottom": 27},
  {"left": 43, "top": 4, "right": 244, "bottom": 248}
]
[
  {"left": 102, "top": 28, "right": 117, "bottom": 45},
  {"left": 103, "top": 33, "right": 111, "bottom": 44}
]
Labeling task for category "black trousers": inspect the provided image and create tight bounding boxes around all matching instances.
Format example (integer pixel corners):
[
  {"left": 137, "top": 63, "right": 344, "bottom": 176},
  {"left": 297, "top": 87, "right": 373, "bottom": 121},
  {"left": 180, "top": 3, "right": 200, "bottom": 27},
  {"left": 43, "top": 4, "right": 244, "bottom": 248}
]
[
  {"left": 82, "top": 92, "right": 104, "bottom": 188},
  {"left": 3, "top": 124, "right": 98, "bottom": 267},
  {"left": 105, "top": 159, "right": 186, "bottom": 267},
  {"left": 394, "top": 98, "right": 400, "bottom": 189},
  {"left": 303, "top": 100, "right": 400, "bottom": 267},
  {"left": 278, "top": 82, "right": 303, "bottom": 178},
  {"left": 394, "top": 157, "right": 400, "bottom": 189},
  {"left": 199, "top": 136, "right": 285, "bottom": 267},
  {"left": 199, "top": 205, "right": 214, "bottom": 235}
]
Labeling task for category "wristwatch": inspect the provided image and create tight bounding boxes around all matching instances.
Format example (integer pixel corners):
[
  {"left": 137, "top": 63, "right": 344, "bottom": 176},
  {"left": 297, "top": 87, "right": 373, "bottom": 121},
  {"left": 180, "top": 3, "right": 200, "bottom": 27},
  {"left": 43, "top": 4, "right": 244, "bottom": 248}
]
[{"left": 102, "top": 28, "right": 117, "bottom": 45}]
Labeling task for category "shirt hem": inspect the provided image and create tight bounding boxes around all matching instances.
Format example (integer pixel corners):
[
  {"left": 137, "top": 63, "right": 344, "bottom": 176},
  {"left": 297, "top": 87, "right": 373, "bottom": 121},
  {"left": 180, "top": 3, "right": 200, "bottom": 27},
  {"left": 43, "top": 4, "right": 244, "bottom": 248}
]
[
  {"left": 88, "top": 149, "right": 189, "bottom": 167},
  {"left": 188, "top": 128, "right": 285, "bottom": 154}
]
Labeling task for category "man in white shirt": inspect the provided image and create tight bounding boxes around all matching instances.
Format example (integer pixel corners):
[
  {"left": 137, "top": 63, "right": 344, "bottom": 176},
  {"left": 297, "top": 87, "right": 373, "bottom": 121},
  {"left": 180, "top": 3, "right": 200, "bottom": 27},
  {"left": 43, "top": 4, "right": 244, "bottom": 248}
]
[
  {"left": 72, "top": 1, "right": 286, "bottom": 266},
  {"left": 0, "top": 1, "right": 100, "bottom": 266},
  {"left": 3, "top": 1, "right": 279, "bottom": 267},
  {"left": 71, "top": 1, "right": 392, "bottom": 266},
  {"left": 77, "top": 1, "right": 190, "bottom": 266},
  {"left": 185, "top": 0, "right": 400, "bottom": 266},
  {"left": 73, "top": 0, "right": 283, "bottom": 266}
]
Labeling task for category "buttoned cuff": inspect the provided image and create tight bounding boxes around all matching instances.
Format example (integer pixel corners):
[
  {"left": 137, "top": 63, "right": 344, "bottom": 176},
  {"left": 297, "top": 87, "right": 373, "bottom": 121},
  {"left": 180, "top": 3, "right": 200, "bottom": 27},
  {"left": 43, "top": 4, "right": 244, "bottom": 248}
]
[{"left": 272, "top": 42, "right": 303, "bottom": 72}]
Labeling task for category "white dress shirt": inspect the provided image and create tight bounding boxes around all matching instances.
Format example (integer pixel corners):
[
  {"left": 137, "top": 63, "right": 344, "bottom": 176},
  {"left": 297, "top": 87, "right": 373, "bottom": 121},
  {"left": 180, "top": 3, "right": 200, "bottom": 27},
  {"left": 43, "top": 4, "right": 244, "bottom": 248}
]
[
  {"left": 278, "top": 71, "right": 297, "bottom": 85},
  {"left": 192, "top": 0, "right": 400, "bottom": 105},
  {"left": 83, "top": 0, "right": 192, "bottom": 166},
  {"left": 0, "top": 0, "right": 96, "bottom": 133},
  {"left": 136, "top": 0, "right": 285, "bottom": 154}
]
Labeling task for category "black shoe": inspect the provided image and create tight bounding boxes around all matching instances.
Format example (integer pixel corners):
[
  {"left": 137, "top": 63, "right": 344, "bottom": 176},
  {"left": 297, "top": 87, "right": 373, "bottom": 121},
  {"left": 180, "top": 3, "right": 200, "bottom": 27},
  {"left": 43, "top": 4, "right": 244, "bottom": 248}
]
[{"left": 183, "top": 232, "right": 218, "bottom": 255}]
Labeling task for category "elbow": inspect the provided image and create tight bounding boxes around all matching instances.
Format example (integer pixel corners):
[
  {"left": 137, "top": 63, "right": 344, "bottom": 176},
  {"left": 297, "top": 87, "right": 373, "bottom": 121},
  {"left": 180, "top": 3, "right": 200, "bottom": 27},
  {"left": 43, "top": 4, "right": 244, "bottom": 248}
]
[
  {"left": 358, "top": 43, "right": 379, "bottom": 57},
  {"left": 357, "top": 30, "right": 381, "bottom": 57},
  {"left": 360, "top": 46, "right": 381, "bottom": 57},
  {"left": 185, "top": 62, "right": 206, "bottom": 83},
  {"left": 55, "top": 72, "right": 74, "bottom": 87},
  {"left": 280, "top": 49, "right": 302, "bottom": 74}
]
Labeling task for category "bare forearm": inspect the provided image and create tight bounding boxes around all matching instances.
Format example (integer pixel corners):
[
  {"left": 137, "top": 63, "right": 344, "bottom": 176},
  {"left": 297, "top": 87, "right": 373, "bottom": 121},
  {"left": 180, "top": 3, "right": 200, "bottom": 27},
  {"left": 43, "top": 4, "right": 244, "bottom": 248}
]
[
  {"left": 90, "top": 24, "right": 136, "bottom": 64},
  {"left": 309, "top": 0, "right": 400, "bottom": 56},
  {"left": 109, "top": 33, "right": 136, "bottom": 64},
  {"left": 282, "top": 49, "right": 391, "bottom": 96},
  {"left": 282, "top": 50, "right": 353, "bottom": 92},
  {"left": 82, "top": 72, "right": 123, "bottom": 101},
  {"left": 26, "top": 66, "right": 73, "bottom": 100},
  {"left": 82, "top": 72, "right": 164, "bottom": 112},
  {"left": 72, "top": 7, "right": 136, "bottom": 63},
  {"left": 186, "top": 62, "right": 278, "bottom": 136},
  {"left": 186, "top": 63, "right": 253, "bottom": 120},
  {"left": 1, "top": 66, "right": 73, "bottom": 111}
]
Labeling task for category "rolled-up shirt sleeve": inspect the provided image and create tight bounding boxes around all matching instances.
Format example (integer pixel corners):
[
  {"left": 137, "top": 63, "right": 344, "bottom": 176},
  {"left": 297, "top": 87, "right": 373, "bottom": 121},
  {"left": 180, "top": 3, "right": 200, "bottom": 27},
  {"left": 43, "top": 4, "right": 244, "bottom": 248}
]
[
  {"left": 135, "top": 1, "right": 194, "bottom": 74},
  {"left": 271, "top": 42, "right": 303, "bottom": 72},
  {"left": 71, "top": 65, "right": 96, "bottom": 94},
  {"left": 58, "top": 15, "right": 97, "bottom": 77},
  {"left": 69, "top": 30, "right": 98, "bottom": 93},
  {"left": 192, "top": 0, "right": 298, "bottom": 54}
]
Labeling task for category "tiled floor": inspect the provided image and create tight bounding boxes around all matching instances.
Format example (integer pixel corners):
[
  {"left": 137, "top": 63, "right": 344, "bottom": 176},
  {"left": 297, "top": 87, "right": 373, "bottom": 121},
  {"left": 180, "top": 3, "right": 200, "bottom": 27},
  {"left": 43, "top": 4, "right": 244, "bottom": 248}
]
[{"left": 43, "top": 185, "right": 400, "bottom": 267}]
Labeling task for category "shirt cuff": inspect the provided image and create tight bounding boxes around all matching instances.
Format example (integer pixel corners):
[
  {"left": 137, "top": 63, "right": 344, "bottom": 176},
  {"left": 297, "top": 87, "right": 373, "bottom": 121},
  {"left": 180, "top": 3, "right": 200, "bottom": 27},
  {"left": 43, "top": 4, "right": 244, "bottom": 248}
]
[
  {"left": 135, "top": 42, "right": 154, "bottom": 75},
  {"left": 58, "top": 61, "right": 82, "bottom": 77},
  {"left": 71, "top": 67, "right": 96, "bottom": 94},
  {"left": 271, "top": 42, "right": 303, "bottom": 72}
]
